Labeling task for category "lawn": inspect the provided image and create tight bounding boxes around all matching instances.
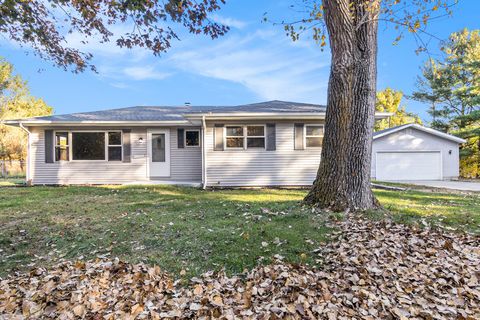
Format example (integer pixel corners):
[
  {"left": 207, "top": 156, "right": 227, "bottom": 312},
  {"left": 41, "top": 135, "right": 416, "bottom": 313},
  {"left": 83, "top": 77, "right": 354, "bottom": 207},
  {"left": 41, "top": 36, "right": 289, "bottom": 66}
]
[{"left": 0, "top": 185, "right": 478, "bottom": 277}]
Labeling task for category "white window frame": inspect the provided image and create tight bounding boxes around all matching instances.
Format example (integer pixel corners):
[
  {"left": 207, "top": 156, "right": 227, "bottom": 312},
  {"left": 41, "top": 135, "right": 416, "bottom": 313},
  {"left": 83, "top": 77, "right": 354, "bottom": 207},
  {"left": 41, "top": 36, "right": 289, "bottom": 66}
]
[
  {"left": 304, "top": 124, "right": 324, "bottom": 149},
  {"left": 53, "top": 130, "right": 123, "bottom": 162},
  {"left": 107, "top": 131, "right": 123, "bottom": 161},
  {"left": 184, "top": 129, "right": 201, "bottom": 148},
  {"left": 224, "top": 125, "right": 266, "bottom": 150},
  {"left": 54, "top": 131, "right": 70, "bottom": 162}
]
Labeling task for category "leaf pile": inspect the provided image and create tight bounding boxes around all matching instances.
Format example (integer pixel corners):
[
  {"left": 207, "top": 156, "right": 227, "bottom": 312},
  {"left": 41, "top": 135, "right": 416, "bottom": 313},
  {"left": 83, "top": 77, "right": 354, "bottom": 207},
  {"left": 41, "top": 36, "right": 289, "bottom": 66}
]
[{"left": 1, "top": 216, "right": 479, "bottom": 319}]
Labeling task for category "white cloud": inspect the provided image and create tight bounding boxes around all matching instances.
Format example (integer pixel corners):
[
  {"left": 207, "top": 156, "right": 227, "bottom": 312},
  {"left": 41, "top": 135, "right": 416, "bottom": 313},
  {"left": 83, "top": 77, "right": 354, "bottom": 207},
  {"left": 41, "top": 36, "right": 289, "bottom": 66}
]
[
  {"left": 167, "top": 29, "right": 330, "bottom": 103},
  {"left": 123, "top": 66, "right": 171, "bottom": 80},
  {"left": 211, "top": 14, "right": 248, "bottom": 29}
]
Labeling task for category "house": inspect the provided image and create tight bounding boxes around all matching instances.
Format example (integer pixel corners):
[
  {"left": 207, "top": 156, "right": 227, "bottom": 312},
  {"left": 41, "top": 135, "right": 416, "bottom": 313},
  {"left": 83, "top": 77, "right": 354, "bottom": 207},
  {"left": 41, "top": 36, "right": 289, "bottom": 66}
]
[{"left": 5, "top": 100, "right": 465, "bottom": 187}]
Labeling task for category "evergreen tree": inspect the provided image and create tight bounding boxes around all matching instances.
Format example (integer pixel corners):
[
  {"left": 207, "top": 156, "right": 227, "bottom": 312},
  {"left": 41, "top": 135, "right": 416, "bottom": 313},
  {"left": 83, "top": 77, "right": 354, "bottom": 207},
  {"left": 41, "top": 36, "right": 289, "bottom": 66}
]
[{"left": 412, "top": 29, "right": 480, "bottom": 177}]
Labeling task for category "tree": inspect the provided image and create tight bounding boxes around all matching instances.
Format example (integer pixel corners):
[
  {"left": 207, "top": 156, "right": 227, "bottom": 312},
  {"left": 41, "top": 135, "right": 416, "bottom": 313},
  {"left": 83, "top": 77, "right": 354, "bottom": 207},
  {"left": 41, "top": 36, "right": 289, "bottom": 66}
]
[
  {"left": 0, "top": 0, "right": 229, "bottom": 72},
  {"left": 454, "top": 111, "right": 480, "bottom": 177},
  {"left": 375, "top": 88, "right": 422, "bottom": 131},
  {"left": 0, "top": 58, "right": 53, "bottom": 164},
  {"left": 2, "top": 0, "right": 458, "bottom": 211},
  {"left": 412, "top": 29, "right": 480, "bottom": 177},
  {"left": 281, "top": 0, "right": 456, "bottom": 211}
]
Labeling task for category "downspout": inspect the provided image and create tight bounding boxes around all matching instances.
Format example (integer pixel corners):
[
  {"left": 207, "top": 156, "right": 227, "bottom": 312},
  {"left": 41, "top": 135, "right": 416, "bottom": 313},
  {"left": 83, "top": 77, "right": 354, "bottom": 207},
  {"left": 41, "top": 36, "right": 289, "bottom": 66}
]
[
  {"left": 19, "top": 122, "right": 31, "bottom": 185},
  {"left": 201, "top": 116, "right": 207, "bottom": 189}
]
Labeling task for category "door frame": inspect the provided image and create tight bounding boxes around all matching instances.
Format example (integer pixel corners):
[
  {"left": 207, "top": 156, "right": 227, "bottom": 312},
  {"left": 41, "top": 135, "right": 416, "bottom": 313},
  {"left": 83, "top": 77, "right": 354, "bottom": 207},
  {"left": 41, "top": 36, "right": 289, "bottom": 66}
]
[
  {"left": 375, "top": 150, "right": 443, "bottom": 181},
  {"left": 147, "top": 129, "right": 171, "bottom": 178}
]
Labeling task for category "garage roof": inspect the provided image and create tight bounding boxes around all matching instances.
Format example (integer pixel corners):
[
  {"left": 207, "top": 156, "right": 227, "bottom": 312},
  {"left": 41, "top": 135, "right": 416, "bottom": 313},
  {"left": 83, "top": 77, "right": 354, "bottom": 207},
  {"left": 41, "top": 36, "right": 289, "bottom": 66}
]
[{"left": 373, "top": 123, "right": 466, "bottom": 144}]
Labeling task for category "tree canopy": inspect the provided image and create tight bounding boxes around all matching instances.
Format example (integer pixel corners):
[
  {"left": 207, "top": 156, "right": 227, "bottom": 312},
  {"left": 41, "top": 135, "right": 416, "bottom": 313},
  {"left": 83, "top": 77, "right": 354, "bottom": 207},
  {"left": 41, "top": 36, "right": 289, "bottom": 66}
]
[
  {"left": 0, "top": 58, "right": 53, "bottom": 161},
  {"left": 412, "top": 28, "right": 480, "bottom": 177},
  {"left": 375, "top": 88, "right": 422, "bottom": 131},
  {"left": 0, "top": 0, "right": 229, "bottom": 72}
]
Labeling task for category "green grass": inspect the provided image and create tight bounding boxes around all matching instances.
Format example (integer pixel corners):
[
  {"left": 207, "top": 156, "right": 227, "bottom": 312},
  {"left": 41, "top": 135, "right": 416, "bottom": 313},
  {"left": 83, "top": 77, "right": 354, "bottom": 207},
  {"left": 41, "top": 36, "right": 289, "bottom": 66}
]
[
  {"left": 0, "top": 178, "right": 25, "bottom": 187},
  {"left": 0, "top": 185, "right": 330, "bottom": 277},
  {"left": 1, "top": 185, "right": 478, "bottom": 277},
  {"left": 373, "top": 188, "right": 480, "bottom": 234}
]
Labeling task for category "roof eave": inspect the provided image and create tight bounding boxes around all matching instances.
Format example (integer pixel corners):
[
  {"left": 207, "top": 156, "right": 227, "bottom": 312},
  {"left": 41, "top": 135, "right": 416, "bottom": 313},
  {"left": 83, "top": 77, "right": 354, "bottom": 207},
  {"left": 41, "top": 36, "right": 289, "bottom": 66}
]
[
  {"left": 373, "top": 123, "right": 467, "bottom": 144},
  {"left": 3, "top": 120, "right": 197, "bottom": 127}
]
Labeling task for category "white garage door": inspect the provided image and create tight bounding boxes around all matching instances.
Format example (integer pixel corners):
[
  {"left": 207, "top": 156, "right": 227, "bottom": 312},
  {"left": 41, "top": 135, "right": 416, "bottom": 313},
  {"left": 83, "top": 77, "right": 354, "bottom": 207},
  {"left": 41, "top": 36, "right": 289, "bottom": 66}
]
[{"left": 376, "top": 151, "right": 442, "bottom": 181}]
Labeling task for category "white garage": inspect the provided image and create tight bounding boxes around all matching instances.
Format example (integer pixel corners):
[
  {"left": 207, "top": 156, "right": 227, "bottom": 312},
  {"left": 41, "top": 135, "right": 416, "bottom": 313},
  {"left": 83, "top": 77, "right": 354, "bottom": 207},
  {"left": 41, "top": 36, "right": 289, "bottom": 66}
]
[{"left": 372, "top": 124, "right": 465, "bottom": 181}]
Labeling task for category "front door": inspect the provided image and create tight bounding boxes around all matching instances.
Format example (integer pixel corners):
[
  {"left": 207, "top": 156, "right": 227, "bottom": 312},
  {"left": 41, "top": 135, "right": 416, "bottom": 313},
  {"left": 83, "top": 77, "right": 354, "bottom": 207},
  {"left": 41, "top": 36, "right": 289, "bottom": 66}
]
[{"left": 148, "top": 129, "right": 170, "bottom": 177}]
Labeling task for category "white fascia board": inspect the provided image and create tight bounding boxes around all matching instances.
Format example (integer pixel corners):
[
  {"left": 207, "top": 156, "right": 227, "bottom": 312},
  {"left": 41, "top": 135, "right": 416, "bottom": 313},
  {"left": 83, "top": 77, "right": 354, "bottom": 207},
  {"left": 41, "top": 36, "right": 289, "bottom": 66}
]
[
  {"left": 373, "top": 123, "right": 466, "bottom": 144},
  {"left": 4, "top": 120, "right": 200, "bottom": 127},
  {"left": 375, "top": 112, "right": 395, "bottom": 119},
  {"left": 184, "top": 112, "right": 393, "bottom": 120}
]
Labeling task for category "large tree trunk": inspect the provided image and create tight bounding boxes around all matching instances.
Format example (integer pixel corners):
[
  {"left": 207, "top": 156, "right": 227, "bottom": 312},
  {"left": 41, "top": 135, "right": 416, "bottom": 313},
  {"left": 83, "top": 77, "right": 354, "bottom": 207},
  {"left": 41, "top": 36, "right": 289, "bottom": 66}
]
[{"left": 304, "top": 0, "right": 380, "bottom": 211}]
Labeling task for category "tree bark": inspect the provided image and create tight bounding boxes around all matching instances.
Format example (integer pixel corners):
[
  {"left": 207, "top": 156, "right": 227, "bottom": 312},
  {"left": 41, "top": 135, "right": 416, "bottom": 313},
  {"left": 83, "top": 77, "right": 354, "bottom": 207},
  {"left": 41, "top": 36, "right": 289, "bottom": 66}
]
[{"left": 304, "top": 0, "right": 380, "bottom": 211}]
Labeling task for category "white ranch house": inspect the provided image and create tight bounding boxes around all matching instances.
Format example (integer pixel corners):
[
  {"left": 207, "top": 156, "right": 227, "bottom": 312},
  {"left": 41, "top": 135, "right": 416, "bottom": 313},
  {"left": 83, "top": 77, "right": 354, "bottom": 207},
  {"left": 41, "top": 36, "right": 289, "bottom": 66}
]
[{"left": 6, "top": 100, "right": 465, "bottom": 187}]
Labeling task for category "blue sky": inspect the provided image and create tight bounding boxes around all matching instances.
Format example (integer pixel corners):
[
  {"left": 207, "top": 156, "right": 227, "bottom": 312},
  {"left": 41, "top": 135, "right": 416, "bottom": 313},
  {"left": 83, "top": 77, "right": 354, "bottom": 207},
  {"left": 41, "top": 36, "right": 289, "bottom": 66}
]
[{"left": 0, "top": 0, "right": 478, "bottom": 121}]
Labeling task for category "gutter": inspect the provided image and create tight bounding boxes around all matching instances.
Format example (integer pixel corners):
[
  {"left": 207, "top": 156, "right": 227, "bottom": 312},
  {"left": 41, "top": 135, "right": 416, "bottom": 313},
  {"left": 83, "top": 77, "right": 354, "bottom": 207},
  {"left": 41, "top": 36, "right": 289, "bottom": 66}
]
[
  {"left": 201, "top": 115, "right": 207, "bottom": 189},
  {"left": 183, "top": 112, "right": 394, "bottom": 121},
  {"left": 18, "top": 122, "right": 31, "bottom": 184}
]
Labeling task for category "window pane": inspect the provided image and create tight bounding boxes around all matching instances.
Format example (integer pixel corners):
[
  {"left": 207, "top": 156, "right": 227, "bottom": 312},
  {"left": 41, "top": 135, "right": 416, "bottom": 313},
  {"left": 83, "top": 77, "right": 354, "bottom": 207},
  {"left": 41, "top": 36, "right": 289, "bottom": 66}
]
[
  {"left": 247, "top": 126, "right": 264, "bottom": 136},
  {"left": 108, "top": 132, "right": 122, "bottom": 145},
  {"left": 55, "top": 132, "right": 69, "bottom": 161},
  {"left": 306, "top": 126, "right": 323, "bottom": 136},
  {"left": 226, "top": 126, "right": 243, "bottom": 137},
  {"left": 226, "top": 137, "right": 244, "bottom": 148},
  {"left": 306, "top": 137, "right": 323, "bottom": 148},
  {"left": 55, "top": 132, "right": 68, "bottom": 146},
  {"left": 55, "top": 147, "right": 69, "bottom": 161},
  {"left": 152, "top": 134, "right": 165, "bottom": 162},
  {"left": 108, "top": 146, "right": 122, "bottom": 161},
  {"left": 72, "top": 132, "right": 105, "bottom": 160},
  {"left": 247, "top": 137, "right": 265, "bottom": 148},
  {"left": 185, "top": 131, "right": 199, "bottom": 146}
]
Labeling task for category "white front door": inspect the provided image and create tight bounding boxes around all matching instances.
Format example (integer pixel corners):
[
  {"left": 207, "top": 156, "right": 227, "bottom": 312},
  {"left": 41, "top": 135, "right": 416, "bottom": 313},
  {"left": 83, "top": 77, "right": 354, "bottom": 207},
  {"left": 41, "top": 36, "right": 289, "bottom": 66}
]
[
  {"left": 376, "top": 151, "right": 442, "bottom": 181},
  {"left": 148, "top": 129, "right": 170, "bottom": 177}
]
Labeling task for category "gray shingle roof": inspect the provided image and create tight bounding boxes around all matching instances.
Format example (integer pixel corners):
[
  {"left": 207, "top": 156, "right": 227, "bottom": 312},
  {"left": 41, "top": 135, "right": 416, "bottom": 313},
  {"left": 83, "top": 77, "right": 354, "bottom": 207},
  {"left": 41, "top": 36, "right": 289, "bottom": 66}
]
[
  {"left": 22, "top": 106, "right": 194, "bottom": 122},
  {"left": 14, "top": 100, "right": 327, "bottom": 123},
  {"left": 192, "top": 100, "right": 327, "bottom": 114}
]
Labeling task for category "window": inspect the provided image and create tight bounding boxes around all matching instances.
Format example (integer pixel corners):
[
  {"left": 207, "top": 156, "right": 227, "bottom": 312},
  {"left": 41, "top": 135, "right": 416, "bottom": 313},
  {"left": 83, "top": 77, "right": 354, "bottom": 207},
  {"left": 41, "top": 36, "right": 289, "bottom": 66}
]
[
  {"left": 108, "top": 132, "right": 122, "bottom": 161},
  {"left": 305, "top": 125, "right": 324, "bottom": 148},
  {"left": 246, "top": 125, "right": 265, "bottom": 148},
  {"left": 226, "top": 126, "right": 244, "bottom": 148},
  {"left": 55, "top": 132, "right": 69, "bottom": 161},
  {"left": 72, "top": 132, "right": 106, "bottom": 160},
  {"left": 151, "top": 133, "right": 166, "bottom": 162},
  {"left": 185, "top": 130, "right": 200, "bottom": 147},
  {"left": 225, "top": 125, "right": 266, "bottom": 149}
]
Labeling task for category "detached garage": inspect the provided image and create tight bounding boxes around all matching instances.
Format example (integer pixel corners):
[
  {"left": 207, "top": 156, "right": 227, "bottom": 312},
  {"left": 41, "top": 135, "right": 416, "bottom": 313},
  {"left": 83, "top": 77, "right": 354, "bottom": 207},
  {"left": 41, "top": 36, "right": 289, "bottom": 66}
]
[{"left": 372, "top": 124, "right": 466, "bottom": 181}]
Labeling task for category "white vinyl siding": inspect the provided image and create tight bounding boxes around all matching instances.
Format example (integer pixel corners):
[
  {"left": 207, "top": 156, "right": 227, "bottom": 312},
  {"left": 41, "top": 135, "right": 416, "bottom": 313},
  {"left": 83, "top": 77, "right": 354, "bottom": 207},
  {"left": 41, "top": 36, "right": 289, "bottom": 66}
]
[
  {"left": 29, "top": 126, "right": 202, "bottom": 185},
  {"left": 205, "top": 120, "right": 323, "bottom": 187}
]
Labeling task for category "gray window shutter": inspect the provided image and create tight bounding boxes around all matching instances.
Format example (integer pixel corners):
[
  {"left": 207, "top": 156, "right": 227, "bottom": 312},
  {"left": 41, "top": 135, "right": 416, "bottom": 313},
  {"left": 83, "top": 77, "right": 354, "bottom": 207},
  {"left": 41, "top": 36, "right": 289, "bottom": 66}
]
[
  {"left": 214, "top": 124, "right": 224, "bottom": 151},
  {"left": 122, "top": 129, "right": 131, "bottom": 163},
  {"left": 266, "top": 123, "right": 276, "bottom": 151},
  {"left": 177, "top": 128, "right": 185, "bottom": 148},
  {"left": 44, "top": 129, "right": 54, "bottom": 163},
  {"left": 294, "top": 123, "right": 304, "bottom": 150}
]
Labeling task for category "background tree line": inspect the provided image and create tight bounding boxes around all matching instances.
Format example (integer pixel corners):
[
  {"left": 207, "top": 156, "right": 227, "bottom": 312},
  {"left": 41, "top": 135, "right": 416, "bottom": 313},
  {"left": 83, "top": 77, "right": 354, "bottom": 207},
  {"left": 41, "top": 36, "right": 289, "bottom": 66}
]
[{"left": 0, "top": 58, "right": 52, "bottom": 167}]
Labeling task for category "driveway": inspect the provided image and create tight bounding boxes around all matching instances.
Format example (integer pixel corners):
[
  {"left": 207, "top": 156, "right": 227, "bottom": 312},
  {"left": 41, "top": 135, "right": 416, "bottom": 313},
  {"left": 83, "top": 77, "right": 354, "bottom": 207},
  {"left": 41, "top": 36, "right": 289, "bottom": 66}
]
[{"left": 392, "top": 180, "right": 480, "bottom": 192}]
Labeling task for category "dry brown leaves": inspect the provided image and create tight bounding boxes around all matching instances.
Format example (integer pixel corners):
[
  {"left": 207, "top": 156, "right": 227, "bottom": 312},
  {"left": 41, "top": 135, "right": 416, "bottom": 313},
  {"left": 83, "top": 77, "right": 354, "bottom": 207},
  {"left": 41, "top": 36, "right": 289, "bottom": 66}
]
[{"left": 1, "top": 216, "right": 479, "bottom": 319}]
